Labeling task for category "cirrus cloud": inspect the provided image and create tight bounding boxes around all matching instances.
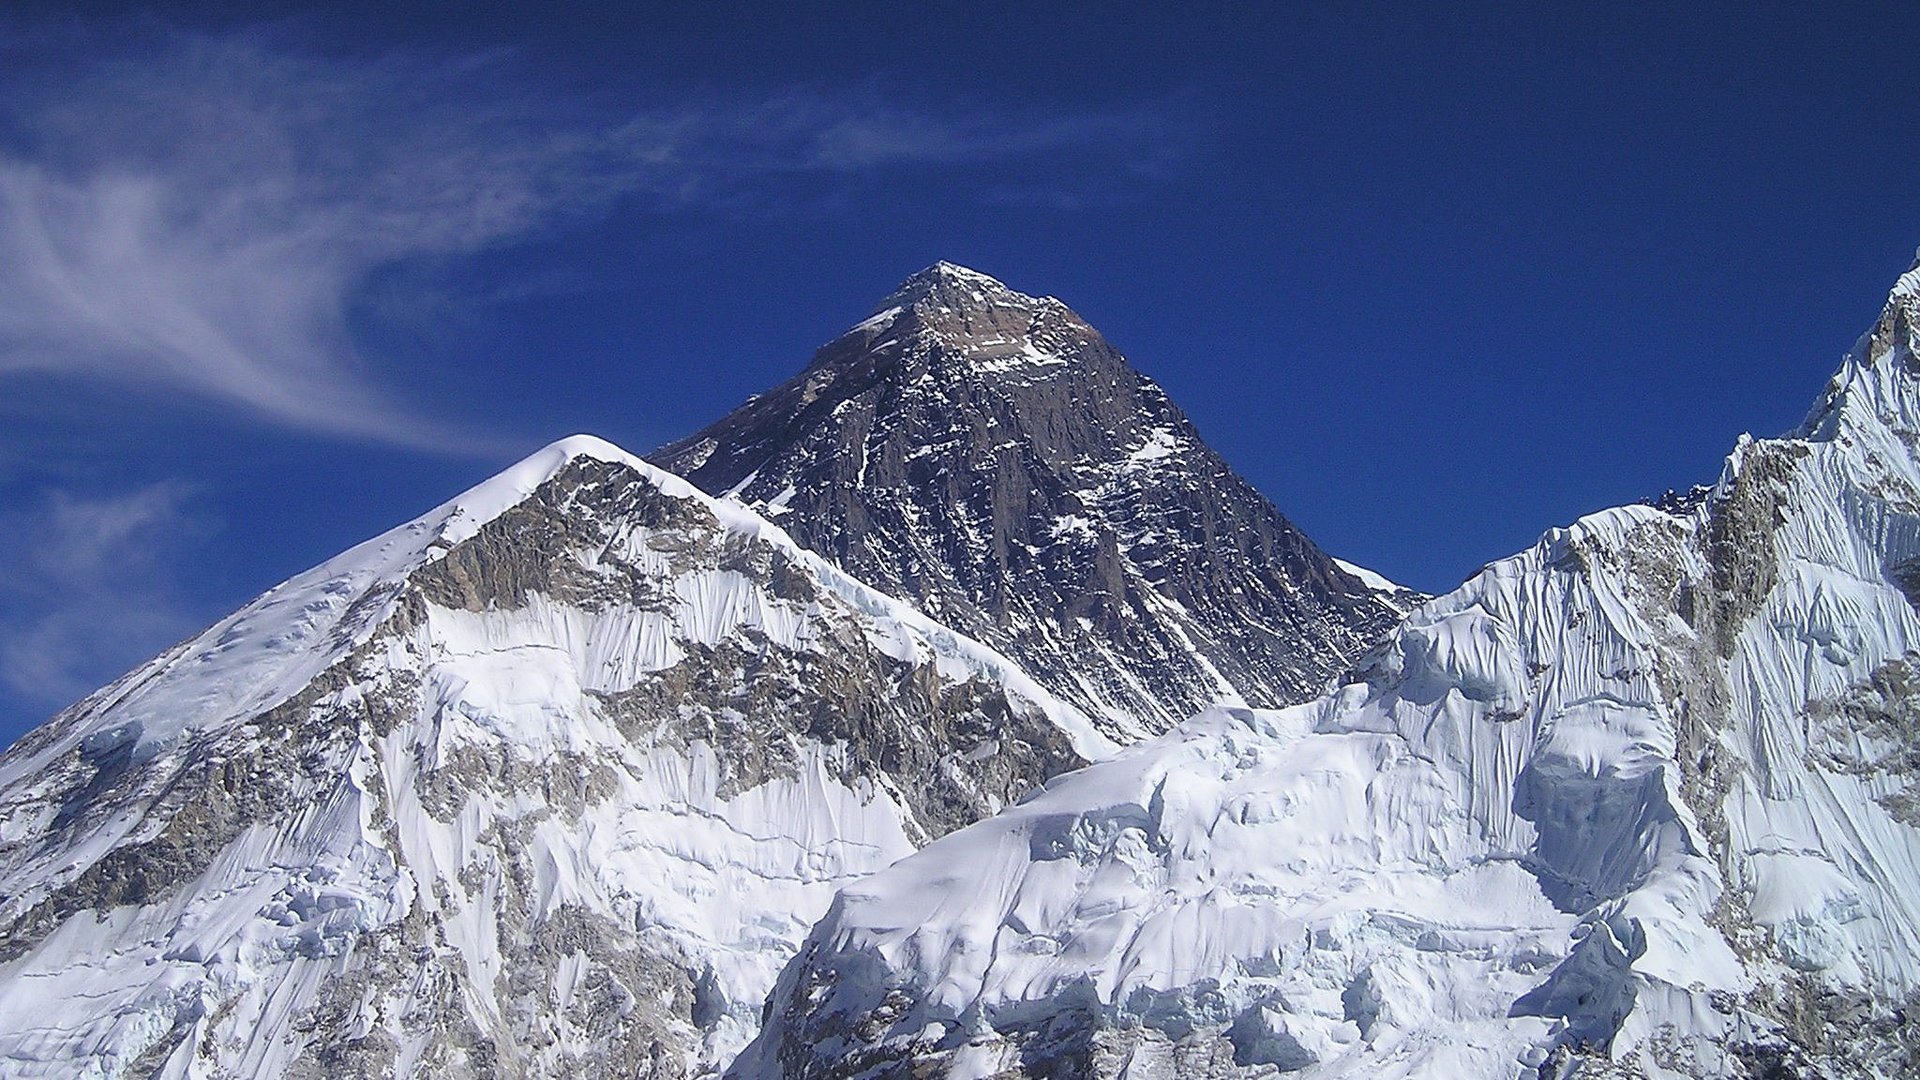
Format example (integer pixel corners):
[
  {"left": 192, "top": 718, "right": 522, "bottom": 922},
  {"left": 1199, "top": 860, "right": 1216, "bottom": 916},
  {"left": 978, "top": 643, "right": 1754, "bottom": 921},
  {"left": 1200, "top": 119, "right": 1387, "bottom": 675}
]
[{"left": 0, "top": 26, "right": 1195, "bottom": 451}]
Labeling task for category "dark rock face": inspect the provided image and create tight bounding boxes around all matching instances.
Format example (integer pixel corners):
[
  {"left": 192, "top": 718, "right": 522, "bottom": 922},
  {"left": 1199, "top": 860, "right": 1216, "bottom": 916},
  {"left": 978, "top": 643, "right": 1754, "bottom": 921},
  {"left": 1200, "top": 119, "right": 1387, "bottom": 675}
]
[{"left": 655, "top": 262, "right": 1409, "bottom": 737}]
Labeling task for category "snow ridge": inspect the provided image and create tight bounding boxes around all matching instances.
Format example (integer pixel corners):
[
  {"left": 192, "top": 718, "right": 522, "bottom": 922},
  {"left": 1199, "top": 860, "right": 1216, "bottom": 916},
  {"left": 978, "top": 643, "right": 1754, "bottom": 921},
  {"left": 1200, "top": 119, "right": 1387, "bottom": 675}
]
[{"left": 0, "top": 437, "right": 1107, "bottom": 1079}]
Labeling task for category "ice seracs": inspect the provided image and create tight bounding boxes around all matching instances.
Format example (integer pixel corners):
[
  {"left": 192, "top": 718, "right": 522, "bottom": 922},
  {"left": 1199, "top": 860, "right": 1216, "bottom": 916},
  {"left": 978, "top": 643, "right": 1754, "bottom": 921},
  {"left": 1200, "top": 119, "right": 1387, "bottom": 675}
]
[
  {"left": 0, "top": 434, "right": 1108, "bottom": 1078},
  {"left": 737, "top": 258, "right": 1920, "bottom": 1079}
]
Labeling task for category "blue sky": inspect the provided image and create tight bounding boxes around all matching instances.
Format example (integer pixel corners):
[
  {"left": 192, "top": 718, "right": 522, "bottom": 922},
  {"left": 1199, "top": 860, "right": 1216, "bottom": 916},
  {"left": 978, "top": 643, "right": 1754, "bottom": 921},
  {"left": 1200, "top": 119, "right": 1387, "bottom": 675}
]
[{"left": 3, "top": 3, "right": 1919, "bottom": 745}]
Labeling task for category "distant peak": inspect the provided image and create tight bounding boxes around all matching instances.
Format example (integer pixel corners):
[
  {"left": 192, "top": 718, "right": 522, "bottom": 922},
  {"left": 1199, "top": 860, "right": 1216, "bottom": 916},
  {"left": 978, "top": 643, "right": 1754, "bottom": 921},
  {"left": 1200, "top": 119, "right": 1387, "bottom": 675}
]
[
  {"left": 908, "top": 260, "right": 1005, "bottom": 289},
  {"left": 869, "top": 261, "right": 1040, "bottom": 318}
]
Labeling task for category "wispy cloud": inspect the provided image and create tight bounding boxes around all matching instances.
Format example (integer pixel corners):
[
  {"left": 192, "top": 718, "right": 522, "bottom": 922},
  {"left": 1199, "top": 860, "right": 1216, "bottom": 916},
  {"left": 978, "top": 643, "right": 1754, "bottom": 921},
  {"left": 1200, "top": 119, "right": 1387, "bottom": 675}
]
[
  {"left": 0, "top": 482, "right": 212, "bottom": 716},
  {"left": 625, "top": 93, "right": 1192, "bottom": 177},
  {"left": 0, "top": 26, "right": 1193, "bottom": 450}
]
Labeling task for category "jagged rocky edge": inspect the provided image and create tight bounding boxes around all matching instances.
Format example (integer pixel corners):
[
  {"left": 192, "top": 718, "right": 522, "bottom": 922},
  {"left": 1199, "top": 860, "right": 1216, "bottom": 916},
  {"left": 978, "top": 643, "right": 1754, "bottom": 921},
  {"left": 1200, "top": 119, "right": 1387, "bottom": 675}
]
[
  {"left": 0, "top": 435, "right": 1119, "bottom": 1078},
  {"left": 733, "top": 259, "right": 1920, "bottom": 1080},
  {"left": 654, "top": 262, "right": 1414, "bottom": 742},
  {"left": 0, "top": 436, "right": 1111, "bottom": 793}
]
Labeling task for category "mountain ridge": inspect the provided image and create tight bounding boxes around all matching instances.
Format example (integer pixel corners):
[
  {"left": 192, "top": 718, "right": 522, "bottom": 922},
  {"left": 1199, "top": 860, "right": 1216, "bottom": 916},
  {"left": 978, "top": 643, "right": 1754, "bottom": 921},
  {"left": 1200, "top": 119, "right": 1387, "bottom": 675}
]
[
  {"left": 0, "top": 433, "right": 1111, "bottom": 1077},
  {"left": 738, "top": 257, "right": 1920, "bottom": 1079},
  {"left": 8, "top": 256, "right": 1918, "bottom": 1080}
]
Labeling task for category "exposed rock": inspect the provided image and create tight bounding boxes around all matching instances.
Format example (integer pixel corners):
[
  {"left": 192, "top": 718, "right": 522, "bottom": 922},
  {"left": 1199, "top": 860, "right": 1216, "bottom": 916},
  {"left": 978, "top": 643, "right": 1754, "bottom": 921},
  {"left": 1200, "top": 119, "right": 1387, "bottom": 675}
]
[{"left": 654, "top": 263, "right": 1411, "bottom": 739}]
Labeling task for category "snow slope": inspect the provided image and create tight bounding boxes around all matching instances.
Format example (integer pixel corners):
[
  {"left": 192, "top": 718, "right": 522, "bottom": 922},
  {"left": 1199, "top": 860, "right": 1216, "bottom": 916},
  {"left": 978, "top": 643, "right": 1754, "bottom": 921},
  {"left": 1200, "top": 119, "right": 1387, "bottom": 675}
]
[
  {"left": 737, "top": 260, "right": 1920, "bottom": 1079},
  {"left": 0, "top": 436, "right": 1109, "bottom": 1079}
]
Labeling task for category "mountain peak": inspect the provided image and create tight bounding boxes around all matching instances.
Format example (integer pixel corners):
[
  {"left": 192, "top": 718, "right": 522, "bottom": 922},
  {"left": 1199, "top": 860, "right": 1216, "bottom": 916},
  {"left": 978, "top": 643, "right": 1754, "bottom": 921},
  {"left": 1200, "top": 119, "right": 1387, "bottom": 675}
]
[
  {"left": 654, "top": 267, "right": 1406, "bottom": 737},
  {"left": 833, "top": 261, "right": 1096, "bottom": 385},
  {"left": 869, "top": 260, "right": 1048, "bottom": 320},
  {"left": 0, "top": 399, "right": 1108, "bottom": 1077},
  {"left": 896, "top": 259, "right": 1012, "bottom": 293},
  {"left": 912, "top": 258, "right": 995, "bottom": 283}
]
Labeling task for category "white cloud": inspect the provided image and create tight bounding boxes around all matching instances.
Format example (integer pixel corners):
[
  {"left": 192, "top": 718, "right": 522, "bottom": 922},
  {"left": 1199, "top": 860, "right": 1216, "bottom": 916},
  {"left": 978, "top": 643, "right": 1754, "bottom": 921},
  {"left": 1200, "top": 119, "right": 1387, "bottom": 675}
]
[
  {"left": 0, "top": 28, "right": 1192, "bottom": 450},
  {"left": 0, "top": 35, "right": 621, "bottom": 451}
]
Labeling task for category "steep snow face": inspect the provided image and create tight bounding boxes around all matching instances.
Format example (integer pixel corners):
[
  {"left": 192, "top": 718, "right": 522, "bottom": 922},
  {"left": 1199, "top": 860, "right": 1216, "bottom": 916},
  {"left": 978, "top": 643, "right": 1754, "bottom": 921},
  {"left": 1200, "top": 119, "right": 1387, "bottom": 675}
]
[
  {"left": 739, "top": 262, "right": 1920, "bottom": 1079},
  {"left": 0, "top": 437, "right": 1107, "bottom": 1079},
  {"left": 654, "top": 263, "right": 1412, "bottom": 741}
]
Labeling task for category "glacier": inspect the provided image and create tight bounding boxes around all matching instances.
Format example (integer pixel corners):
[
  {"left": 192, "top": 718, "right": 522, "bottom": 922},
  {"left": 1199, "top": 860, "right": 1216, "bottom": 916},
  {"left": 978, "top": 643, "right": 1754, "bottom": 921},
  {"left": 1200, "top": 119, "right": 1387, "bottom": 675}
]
[{"left": 737, "top": 262, "right": 1920, "bottom": 1078}]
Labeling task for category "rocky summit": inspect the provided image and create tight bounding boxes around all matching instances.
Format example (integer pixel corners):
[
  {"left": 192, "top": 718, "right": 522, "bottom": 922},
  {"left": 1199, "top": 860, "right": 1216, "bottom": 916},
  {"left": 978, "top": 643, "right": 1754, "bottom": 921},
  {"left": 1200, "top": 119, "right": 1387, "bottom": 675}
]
[{"left": 654, "top": 262, "right": 1413, "bottom": 740}]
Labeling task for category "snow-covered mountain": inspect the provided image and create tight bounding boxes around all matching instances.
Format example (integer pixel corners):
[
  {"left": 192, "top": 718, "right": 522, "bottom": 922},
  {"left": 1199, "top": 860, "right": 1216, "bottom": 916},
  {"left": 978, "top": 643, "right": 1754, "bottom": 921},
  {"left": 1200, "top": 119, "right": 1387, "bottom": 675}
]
[
  {"left": 13, "top": 254, "right": 1920, "bottom": 1080},
  {"left": 737, "top": 260, "right": 1920, "bottom": 1079},
  {"left": 654, "top": 263, "right": 1413, "bottom": 740},
  {"left": 0, "top": 437, "right": 1113, "bottom": 1078}
]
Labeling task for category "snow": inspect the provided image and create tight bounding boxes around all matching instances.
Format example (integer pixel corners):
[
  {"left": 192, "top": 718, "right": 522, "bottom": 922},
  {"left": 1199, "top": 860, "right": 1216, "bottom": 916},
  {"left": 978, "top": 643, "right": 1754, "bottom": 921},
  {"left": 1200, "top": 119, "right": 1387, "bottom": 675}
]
[
  {"left": 14, "top": 254, "right": 1920, "bottom": 1079},
  {"left": 961, "top": 339, "right": 1071, "bottom": 376},
  {"left": 739, "top": 264, "right": 1920, "bottom": 1078},
  {"left": 740, "top": 704, "right": 1582, "bottom": 1077},
  {"left": 760, "top": 484, "right": 798, "bottom": 517},
  {"left": 1122, "top": 426, "right": 1184, "bottom": 468},
  {"left": 1333, "top": 557, "right": 1407, "bottom": 596},
  {"left": 849, "top": 304, "right": 906, "bottom": 335},
  {"left": 0, "top": 432, "right": 1114, "bottom": 1078}
]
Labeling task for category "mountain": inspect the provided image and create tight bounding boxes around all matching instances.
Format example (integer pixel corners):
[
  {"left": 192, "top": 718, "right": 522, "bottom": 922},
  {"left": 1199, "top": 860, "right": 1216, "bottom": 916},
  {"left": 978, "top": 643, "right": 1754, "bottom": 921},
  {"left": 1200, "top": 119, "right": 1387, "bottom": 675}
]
[
  {"left": 653, "top": 263, "right": 1413, "bottom": 740},
  {"left": 738, "top": 259, "right": 1920, "bottom": 1079},
  {"left": 0, "top": 437, "right": 1113, "bottom": 1079}
]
